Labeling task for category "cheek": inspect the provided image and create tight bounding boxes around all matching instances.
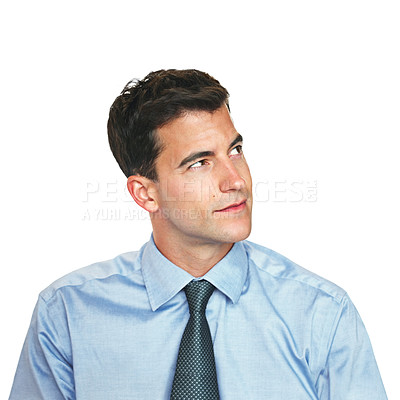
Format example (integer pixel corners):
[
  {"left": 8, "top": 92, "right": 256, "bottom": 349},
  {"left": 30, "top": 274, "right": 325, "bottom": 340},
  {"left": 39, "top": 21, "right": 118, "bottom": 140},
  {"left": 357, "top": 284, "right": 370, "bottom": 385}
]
[
  {"left": 159, "top": 178, "right": 212, "bottom": 205},
  {"left": 240, "top": 163, "right": 252, "bottom": 188},
  {"left": 180, "top": 178, "right": 218, "bottom": 204}
]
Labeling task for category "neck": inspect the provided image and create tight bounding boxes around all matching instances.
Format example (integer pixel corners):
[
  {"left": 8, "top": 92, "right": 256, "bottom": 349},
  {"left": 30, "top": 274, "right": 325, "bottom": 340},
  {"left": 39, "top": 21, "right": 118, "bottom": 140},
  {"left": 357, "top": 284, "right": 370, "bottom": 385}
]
[{"left": 152, "top": 233, "right": 233, "bottom": 277}]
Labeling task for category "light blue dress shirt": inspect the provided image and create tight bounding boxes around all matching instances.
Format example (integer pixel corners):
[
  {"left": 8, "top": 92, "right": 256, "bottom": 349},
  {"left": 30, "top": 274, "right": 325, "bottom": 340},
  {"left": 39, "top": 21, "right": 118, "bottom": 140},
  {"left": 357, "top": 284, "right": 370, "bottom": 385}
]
[{"left": 10, "top": 237, "right": 387, "bottom": 399}]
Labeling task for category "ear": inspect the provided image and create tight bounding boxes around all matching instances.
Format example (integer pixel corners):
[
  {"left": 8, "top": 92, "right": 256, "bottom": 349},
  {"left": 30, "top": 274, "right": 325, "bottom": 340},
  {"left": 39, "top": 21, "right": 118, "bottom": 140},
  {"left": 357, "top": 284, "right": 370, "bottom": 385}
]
[{"left": 127, "top": 175, "right": 159, "bottom": 213}]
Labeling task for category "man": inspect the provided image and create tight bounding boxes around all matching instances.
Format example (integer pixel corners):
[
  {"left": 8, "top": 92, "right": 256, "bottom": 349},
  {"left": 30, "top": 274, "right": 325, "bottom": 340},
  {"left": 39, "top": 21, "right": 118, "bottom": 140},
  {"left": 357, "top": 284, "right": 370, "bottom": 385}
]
[{"left": 10, "top": 69, "right": 387, "bottom": 399}]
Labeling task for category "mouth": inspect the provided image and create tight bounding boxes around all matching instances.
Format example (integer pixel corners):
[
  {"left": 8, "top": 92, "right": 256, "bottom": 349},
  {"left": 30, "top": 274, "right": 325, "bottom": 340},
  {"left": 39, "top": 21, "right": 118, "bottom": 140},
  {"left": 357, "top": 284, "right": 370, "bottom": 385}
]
[{"left": 215, "top": 199, "right": 247, "bottom": 213}]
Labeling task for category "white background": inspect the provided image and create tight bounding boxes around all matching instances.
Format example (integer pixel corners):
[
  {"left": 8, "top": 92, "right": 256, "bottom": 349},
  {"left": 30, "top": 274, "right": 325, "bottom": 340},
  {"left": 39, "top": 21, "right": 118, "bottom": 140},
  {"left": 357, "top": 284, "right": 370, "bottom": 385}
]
[{"left": 1, "top": 1, "right": 398, "bottom": 398}]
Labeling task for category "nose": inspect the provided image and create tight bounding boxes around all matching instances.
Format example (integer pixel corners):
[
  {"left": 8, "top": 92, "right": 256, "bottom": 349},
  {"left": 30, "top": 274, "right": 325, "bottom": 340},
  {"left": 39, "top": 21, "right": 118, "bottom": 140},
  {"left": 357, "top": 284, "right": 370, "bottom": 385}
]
[{"left": 219, "top": 159, "right": 246, "bottom": 193}]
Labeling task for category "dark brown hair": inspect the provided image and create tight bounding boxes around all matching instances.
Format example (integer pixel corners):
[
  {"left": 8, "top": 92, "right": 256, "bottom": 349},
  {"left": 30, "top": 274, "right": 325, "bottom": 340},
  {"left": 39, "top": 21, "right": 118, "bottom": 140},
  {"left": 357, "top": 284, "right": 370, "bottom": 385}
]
[{"left": 107, "top": 69, "right": 229, "bottom": 180}]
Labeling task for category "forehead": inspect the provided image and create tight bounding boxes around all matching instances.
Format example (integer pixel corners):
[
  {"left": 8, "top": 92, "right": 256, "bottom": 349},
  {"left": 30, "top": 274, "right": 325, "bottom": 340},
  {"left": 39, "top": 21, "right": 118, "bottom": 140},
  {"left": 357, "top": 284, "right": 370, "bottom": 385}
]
[{"left": 157, "top": 106, "right": 237, "bottom": 157}]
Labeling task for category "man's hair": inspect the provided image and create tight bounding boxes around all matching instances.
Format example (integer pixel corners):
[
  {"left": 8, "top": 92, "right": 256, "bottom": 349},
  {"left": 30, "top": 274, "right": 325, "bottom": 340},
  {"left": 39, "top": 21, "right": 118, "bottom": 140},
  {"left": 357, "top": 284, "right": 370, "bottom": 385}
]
[{"left": 107, "top": 69, "right": 230, "bottom": 180}]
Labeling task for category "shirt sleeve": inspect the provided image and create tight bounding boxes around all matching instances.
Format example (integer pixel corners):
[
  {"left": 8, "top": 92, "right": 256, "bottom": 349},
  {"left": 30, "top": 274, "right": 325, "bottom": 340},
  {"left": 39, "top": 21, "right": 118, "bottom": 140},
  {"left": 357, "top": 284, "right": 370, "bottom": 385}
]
[
  {"left": 316, "top": 294, "right": 387, "bottom": 400},
  {"left": 9, "top": 295, "right": 75, "bottom": 400}
]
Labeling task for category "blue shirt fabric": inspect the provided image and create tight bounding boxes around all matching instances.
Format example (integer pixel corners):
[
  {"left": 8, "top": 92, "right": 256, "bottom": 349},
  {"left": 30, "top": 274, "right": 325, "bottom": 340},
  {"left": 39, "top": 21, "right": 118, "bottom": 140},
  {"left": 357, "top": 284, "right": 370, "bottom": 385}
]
[{"left": 10, "top": 237, "right": 387, "bottom": 399}]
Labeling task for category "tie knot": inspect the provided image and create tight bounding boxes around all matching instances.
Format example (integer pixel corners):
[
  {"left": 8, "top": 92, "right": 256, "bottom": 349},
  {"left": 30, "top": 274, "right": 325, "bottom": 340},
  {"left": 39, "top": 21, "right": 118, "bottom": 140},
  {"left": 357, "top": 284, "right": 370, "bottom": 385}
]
[{"left": 184, "top": 280, "right": 215, "bottom": 314}]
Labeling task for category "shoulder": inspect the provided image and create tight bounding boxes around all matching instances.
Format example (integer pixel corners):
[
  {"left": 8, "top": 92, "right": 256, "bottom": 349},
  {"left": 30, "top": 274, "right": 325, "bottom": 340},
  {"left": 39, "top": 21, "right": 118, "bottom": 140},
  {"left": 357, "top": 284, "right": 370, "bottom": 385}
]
[
  {"left": 243, "top": 240, "right": 346, "bottom": 303},
  {"left": 39, "top": 249, "right": 142, "bottom": 302}
]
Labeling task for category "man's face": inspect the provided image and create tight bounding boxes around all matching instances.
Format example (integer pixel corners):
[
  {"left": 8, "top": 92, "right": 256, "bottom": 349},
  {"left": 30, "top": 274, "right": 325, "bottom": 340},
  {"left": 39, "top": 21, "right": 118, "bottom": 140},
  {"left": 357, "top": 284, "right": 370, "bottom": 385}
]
[{"left": 150, "top": 105, "right": 252, "bottom": 247}]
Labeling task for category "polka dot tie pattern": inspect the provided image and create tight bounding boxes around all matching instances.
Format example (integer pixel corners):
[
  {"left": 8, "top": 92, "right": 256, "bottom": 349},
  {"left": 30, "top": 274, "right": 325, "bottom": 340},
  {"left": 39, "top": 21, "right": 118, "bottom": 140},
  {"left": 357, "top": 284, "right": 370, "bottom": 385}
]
[{"left": 170, "top": 280, "right": 220, "bottom": 399}]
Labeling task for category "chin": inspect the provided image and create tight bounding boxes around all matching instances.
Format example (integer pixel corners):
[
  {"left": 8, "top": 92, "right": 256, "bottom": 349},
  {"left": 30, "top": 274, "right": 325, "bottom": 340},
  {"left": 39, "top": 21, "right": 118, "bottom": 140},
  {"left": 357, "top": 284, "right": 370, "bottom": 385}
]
[
  {"left": 234, "top": 227, "right": 252, "bottom": 243},
  {"left": 218, "top": 221, "right": 252, "bottom": 244}
]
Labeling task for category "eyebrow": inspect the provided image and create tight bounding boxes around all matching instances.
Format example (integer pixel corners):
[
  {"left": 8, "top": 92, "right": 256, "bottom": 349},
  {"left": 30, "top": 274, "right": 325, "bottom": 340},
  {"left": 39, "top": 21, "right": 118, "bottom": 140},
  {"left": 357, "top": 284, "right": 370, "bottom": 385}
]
[
  {"left": 177, "top": 133, "right": 243, "bottom": 169},
  {"left": 229, "top": 133, "right": 243, "bottom": 150}
]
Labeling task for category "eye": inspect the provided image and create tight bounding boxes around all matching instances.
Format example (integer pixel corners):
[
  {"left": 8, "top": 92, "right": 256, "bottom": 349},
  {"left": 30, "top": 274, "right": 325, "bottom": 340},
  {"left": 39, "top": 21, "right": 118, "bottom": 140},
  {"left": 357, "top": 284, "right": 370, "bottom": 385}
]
[
  {"left": 188, "top": 159, "right": 208, "bottom": 170},
  {"left": 229, "top": 145, "right": 243, "bottom": 156}
]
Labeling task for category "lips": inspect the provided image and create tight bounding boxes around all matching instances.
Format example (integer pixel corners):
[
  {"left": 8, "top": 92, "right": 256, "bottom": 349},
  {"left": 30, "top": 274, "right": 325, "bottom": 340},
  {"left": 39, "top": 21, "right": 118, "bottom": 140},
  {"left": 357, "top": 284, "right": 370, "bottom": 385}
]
[{"left": 215, "top": 200, "right": 247, "bottom": 213}]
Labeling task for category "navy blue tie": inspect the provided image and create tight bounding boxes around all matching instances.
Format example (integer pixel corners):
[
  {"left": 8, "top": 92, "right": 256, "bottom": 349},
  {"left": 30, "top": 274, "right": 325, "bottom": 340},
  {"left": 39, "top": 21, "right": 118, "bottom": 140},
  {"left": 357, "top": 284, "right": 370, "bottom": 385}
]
[{"left": 170, "top": 280, "right": 220, "bottom": 399}]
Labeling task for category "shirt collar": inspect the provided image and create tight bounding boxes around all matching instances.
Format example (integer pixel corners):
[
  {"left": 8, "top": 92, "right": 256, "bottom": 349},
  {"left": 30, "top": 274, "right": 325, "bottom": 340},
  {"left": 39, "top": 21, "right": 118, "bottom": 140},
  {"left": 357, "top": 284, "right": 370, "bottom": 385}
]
[{"left": 141, "top": 235, "right": 249, "bottom": 311}]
